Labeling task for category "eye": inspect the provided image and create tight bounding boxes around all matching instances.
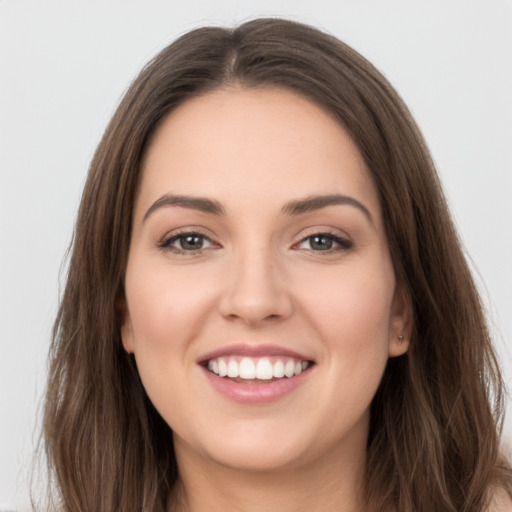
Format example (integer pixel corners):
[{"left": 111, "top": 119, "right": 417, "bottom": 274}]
[
  {"left": 295, "top": 233, "right": 352, "bottom": 252},
  {"left": 160, "top": 232, "right": 217, "bottom": 254}
]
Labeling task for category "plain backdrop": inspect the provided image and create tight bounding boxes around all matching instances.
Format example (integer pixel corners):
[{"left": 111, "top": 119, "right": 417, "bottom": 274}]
[{"left": 1, "top": 0, "right": 511, "bottom": 509}]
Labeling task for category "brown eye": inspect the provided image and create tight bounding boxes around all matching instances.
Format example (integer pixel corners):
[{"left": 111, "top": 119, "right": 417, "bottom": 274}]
[
  {"left": 177, "top": 234, "right": 206, "bottom": 250},
  {"left": 296, "top": 233, "right": 352, "bottom": 252},
  {"left": 309, "top": 235, "right": 335, "bottom": 250},
  {"left": 160, "top": 232, "right": 217, "bottom": 254}
]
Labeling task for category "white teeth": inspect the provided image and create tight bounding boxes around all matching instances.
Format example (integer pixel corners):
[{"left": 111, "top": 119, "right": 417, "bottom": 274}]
[
  {"left": 227, "top": 360, "right": 239, "bottom": 378},
  {"left": 273, "top": 360, "right": 285, "bottom": 378},
  {"left": 218, "top": 359, "right": 228, "bottom": 377},
  {"left": 256, "top": 358, "right": 273, "bottom": 379},
  {"left": 206, "top": 356, "right": 310, "bottom": 380},
  {"left": 239, "top": 358, "right": 256, "bottom": 379},
  {"left": 209, "top": 360, "right": 219, "bottom": 374},
  {"left": 284, "top": 360, "right": 295, "bottom": 378}
]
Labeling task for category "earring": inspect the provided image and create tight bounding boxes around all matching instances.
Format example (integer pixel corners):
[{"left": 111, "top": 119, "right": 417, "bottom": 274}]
[{"left": 397, "top": 334, "right": 404, "bottom": 344}]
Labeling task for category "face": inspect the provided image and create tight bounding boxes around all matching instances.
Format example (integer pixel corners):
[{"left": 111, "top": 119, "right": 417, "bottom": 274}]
[{"left": 121, "top": 88, "right": 410, "bottom": 474}]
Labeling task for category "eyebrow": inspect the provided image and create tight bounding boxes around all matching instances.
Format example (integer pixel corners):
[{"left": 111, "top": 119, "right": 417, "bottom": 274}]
[
  {"left": 282, "top": 194, "right": 374, "bottom": 225},
  {"left": 143, "top": 193, "right": 373, "bottom": 225},
  {"left": 143, "top": 194, "right": 225, "bottom": 221}
]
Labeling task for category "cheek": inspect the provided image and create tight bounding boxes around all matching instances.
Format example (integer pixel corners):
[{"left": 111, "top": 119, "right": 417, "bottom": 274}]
[
  {"left": 125, "top": 260, "right": 217, "bottom": 352},
  {"left": 297, "top": 262, "right": 395, "bottom": 346},
  {"left": 274, "top": 263, "right": 395, "bottom": 445},
  {"left": 123, "top": 265, "right": 210, "bottom": 421},
  {"left": 294, "top": 262, "right": 394, "bottom": 396}
]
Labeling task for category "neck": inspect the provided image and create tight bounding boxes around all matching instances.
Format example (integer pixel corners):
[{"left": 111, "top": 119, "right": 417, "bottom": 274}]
[{"left": 170, "top": 437, "right": 367, "bottom": 512}]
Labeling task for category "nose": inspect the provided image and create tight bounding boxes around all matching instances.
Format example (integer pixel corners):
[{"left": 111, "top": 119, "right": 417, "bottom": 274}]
[{"left": 218, "top": 248, "right": 294, "bottom": 327}]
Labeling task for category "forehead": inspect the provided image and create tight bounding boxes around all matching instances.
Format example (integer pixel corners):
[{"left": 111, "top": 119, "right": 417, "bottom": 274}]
[{"left": 138, "top": 87, "right": 381, "bottom": 221}]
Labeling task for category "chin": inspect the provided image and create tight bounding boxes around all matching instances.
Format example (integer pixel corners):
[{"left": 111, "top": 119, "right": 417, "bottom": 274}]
[
  {"left": 174, "top": 420, "right": 318, "bottom": 474},
  {"left": 204, "top": 441, "right": 309, "bottom": 473}
]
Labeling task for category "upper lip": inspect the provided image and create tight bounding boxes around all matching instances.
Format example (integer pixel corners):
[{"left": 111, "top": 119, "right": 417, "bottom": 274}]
[{"left": 197, "top": 344, "right": 314, "bottom": 364}]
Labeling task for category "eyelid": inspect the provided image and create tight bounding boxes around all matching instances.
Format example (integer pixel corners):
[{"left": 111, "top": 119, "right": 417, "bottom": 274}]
[
  {"left": 157, "top": 226, "right": 352, "bottom": 255},
  {"left": 158, "top": 227, "right": 220, "bottom": 254},
  {"left": 292, "top": 228, "right": 353, "bottom": 252}
]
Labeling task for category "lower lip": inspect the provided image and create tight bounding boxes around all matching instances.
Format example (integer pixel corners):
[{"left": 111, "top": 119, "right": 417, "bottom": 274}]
[{"left": 200, "top": 366, "right": 312, "bottom": 404}]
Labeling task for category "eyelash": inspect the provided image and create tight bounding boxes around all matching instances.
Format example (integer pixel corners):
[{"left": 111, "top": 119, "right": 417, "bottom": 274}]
[
  {"left": 292, "top": 231, "right": 353, "bottom": 253},
  {"left": 158, "top": 230, "right": 216, "bottom": 255},
  {"left": 158, "top": 230, "right": 352, "bottom": 255}
]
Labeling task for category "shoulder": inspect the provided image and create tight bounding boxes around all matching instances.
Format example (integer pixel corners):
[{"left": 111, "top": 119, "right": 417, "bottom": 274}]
[{"left": 487, "top": 487, "right": 512, "bottom": 512}]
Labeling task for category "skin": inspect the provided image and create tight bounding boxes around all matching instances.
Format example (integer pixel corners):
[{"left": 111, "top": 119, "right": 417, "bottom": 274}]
[{"left": 121, "top": 87, "right": 412, "bottom": 512}]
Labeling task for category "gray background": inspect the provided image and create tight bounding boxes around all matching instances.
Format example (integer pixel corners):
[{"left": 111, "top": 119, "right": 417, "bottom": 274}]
[{"left": 1, "top": 0, "right": 511, "bottom": 509}]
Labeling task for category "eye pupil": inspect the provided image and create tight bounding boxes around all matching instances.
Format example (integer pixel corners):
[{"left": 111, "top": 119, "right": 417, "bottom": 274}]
[
  {"left": 180, "top": 235, "right": 203, "bottom": 250},
  {"left": 310, "top": 235, "right": 333, "bottom": 250}
]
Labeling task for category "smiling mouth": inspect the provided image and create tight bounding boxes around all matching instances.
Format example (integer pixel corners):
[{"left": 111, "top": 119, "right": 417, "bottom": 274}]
[{"left": 204, "top": 356, "right": 313, "bottom": 382}]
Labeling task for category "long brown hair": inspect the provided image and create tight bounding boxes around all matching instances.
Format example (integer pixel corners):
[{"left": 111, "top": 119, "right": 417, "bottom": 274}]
[{"left": 43, "top": 18, "right": 511, "bottom": 511}]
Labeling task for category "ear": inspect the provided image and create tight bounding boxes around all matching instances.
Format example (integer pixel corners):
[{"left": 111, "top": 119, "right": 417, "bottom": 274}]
[
  {"left": 388, "top": 283, "right": 413, "bottom": 358},
  {"left": 118, "top": 298, "right": 135, "bottom": 354}
]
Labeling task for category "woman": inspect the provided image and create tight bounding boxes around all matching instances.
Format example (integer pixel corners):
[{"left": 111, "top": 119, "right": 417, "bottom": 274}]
[{"left": 43, "top": 18, "right": 512, "bottom": 511}]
